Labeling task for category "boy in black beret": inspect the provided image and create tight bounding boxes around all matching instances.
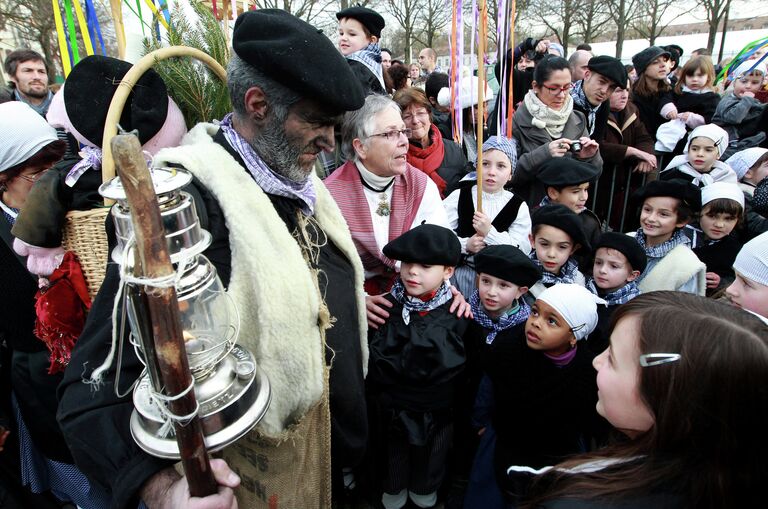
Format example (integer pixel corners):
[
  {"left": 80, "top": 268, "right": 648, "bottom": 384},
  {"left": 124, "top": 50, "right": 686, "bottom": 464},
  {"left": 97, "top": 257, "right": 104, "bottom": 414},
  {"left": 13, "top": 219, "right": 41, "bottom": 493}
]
[
  {"left": 526, "top": 204, "right": 589, "bottom": 302},
  {"left": 631, "top": 179, "right": 706, "bottom": 295},
  {"left": 457, "top": 245, "right": 541, "bottom": 505},
  {"left": 336, "top": 6, "right": 386, "bottom": 95},
  {"left": 585, "top": 232, "right": 646, "bottom": 353},
  {"left": 366, "top": 224, "right": 468, "bottom": 509},
  {"left": 536, "top": 157, "right": 602, "bottom": 261}
]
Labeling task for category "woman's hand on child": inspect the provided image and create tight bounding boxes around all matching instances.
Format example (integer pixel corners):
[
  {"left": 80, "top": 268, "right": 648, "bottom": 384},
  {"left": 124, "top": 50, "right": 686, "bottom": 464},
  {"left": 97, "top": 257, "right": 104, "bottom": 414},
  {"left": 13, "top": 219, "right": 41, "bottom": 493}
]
[
  {"left": 574, "top": 137, "right": 599, "bottom": 160},
  {"left": 448, "top": 287, "right": 473, "bottom": 319},
  {"left": 706, "top": 272, "right": 721, "bottom": 289},
  {"left": 366, "top": 294, "right": 393, "bottom": 329},
  {"left": 466, "top": 234, "right": 487, "bottom": 254},
  {"left": 548, "top": 139, "right": 571, "bottom": 158},
  {"left": 472, "top": 211, "right": 492, "bottom": 236}
]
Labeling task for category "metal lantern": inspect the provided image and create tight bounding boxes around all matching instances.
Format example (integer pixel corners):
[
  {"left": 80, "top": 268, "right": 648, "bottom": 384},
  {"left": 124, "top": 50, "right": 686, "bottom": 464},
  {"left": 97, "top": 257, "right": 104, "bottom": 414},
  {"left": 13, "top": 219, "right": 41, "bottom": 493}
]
[{"left": 100, "top": 167, "right": 270, "bottom": 459}]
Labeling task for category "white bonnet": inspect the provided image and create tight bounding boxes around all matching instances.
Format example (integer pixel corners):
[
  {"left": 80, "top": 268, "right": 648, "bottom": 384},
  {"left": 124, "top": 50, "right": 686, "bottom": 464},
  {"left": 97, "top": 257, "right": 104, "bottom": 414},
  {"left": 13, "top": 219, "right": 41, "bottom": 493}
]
[
  {"left": 0, "top": 102, "right": 59, "bottom": 172},
  {"left": 701, "top": 182, "right": 745, "bottom": 209},
  {"left": 733, "top": 231, "right": 768, "bottom": 287},
  {"left": 537, "top": 284, "right": 606, "bottom": 340}
]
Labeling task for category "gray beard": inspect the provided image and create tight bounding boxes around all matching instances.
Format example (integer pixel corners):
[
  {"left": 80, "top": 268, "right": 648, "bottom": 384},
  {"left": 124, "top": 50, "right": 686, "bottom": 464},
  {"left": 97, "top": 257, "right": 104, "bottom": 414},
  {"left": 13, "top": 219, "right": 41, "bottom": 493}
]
[{"left": 248, "top": 120, "right": 308, "bottom": 183}]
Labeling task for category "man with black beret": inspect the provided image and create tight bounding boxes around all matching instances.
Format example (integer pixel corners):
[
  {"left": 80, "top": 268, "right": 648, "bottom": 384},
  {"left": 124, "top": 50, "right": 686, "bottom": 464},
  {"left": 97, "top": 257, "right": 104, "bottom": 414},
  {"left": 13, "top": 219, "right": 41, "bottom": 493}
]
[
  {"left": 58, "top": 9, "right": 369, "bottom": 509},
  {"left": 570, "top": 55, "right": 628, "bottom": 143}
]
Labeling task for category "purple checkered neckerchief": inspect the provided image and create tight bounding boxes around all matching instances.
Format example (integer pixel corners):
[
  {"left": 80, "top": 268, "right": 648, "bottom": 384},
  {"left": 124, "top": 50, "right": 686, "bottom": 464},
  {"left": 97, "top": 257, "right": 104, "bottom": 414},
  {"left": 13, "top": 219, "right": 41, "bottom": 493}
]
[{"left": 219, "top": 113, "right": 316, "bottom": 216}]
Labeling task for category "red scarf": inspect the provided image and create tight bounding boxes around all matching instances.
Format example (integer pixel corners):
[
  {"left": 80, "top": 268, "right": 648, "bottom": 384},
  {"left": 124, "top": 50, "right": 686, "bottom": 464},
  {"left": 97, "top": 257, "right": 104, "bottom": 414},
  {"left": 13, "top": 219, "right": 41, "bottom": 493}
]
[
  {"left": 325, "top": 161, "right": 428, "bottom": 294},
  {"left": 407, "top": 124, "right": 448, "bottom": 197}
]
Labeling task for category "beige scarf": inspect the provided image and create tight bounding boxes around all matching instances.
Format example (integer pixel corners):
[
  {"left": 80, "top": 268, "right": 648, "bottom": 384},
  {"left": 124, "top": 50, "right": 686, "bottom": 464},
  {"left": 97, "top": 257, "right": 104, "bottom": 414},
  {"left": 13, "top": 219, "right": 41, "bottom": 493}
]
[{"left": 523, "top": 89, "right": 574, "bottom": 138}]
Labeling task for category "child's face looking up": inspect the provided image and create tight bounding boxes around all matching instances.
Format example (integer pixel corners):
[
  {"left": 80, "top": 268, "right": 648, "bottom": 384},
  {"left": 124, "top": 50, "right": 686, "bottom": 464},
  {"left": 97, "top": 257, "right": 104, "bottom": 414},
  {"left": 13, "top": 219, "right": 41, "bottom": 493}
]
[
  {"left": 547, "top": 183, "right": 589, "bottom": 213},
  {"left": 525, "top": 299, "right": 575, "bottom": 356},
  {"left": 478, "top": 273, "right": 526, "bottom": 318},
  {"left": 529, "top": 225, "right": 577, "bottom": 275},
  {"left": 699, "top": 204, "right": 739, "bottom": 240},
  {"left": 337, "top": 18, "right": 375, "bottom": 56},
  {"left": 593, "top": 247, "right": 639, "bottom": 293},
  {"left": 726, "top": 271, "right": 768, "bottom": 318},
  {"left": 687, "top": 137, "right": 719, "bottom": 173},
  {"left": 733, "top": 72, "right": 764, "bottom": 97},
  {"left": 400, "top": 262, "right": 453, "bottom": 298},
  {"left": 640, "top": 197, "right": 685, "bottom": 246},
  {"left": 481, "top": 149, "right": 512, "bottom": 193}
]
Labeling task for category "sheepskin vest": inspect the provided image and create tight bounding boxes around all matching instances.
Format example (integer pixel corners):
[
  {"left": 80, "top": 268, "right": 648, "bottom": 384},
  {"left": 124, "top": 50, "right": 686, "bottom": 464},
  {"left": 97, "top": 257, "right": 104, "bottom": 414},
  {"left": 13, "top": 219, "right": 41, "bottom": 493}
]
[
  {"left": 154, "top": 123, "right": 368, "bottom": 435},
  {"left": 638, "top": 244, "right": 706, "bottom": 296}
]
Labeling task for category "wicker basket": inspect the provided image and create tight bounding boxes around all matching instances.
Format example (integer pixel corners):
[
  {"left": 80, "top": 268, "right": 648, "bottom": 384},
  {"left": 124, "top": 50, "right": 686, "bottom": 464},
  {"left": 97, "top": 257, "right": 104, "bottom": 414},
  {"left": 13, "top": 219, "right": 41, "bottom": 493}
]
[{"left": 61, "top": 47, "right": 227, "bottom": 299}]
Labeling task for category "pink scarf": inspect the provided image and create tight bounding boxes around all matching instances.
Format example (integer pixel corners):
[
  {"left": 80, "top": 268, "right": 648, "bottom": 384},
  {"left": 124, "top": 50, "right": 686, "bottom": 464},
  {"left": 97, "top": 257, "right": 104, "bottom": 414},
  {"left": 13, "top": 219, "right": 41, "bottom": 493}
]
[{"left": 325, "top": 161, "right": 428, "bottom": 292}]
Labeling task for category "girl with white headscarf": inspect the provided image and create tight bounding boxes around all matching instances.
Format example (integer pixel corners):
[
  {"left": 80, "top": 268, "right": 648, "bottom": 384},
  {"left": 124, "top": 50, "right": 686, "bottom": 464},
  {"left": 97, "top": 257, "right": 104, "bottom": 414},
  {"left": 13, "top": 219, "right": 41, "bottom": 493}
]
[{"left": 659, "top": 124, "right": 738, "bottom": 186}]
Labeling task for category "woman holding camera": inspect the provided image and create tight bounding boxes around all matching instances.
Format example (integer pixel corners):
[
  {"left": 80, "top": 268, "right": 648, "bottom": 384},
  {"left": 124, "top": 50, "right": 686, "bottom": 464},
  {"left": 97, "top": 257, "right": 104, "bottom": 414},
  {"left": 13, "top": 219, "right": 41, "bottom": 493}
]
[{"left": 512, "top": 56, "right": 602, "bottom": 206}]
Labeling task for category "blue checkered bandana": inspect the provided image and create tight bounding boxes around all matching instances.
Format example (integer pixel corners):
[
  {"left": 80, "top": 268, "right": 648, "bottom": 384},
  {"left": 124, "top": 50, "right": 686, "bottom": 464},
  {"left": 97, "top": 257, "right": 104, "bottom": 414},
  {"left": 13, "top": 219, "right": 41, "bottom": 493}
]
[
  {"left": 390, "top": 279, "right": 454, "bottom": 325},
  {"left": 345, "top": 43, "right": 385, "bottom": 90},
  {"left": 482, "top": 135, "right": 518, "bottom": 171},
  {"left": 469, "top": 290, "right": 530, "bottom": 344},
  {"left": 586, "top": 278, "right": 641, "bottom": 306}
]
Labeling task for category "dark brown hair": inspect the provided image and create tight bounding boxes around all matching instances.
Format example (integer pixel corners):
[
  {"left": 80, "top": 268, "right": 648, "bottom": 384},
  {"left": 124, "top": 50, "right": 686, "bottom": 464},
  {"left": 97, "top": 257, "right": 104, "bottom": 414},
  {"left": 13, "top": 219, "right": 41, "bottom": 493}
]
[
  {"left": 393, "top": 87, "right": 432, "bottom": 121},
  {"left": 388, "top": 64, "right": 411, "bottom": 93},
  {"left": 0, "top": 140, "right": 66, "bottom": 183},
  {"left": 3, "top": 48, "right": 48, "bottom": 79},
  {"left": 632, "top": 71, "right": 670, "bottom": 97},
  {"left": 524, "top": 292, "right": 768, "bottom": 508},
  {"left": 674, "top": 56, "right": 715, "bottom": 94}
]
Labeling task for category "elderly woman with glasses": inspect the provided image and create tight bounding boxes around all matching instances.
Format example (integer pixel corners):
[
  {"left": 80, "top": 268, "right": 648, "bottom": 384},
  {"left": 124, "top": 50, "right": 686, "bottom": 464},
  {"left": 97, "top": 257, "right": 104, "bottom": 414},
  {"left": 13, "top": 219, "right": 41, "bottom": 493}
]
[
  {"left": 326, "top": 95, "right": 463, "bottom": 327},
  {"left": 512, "top": 55, "right": 602, "bottom": 206},
  {"left": 392, "top": 88, "right": 469, "bottom": 197}
]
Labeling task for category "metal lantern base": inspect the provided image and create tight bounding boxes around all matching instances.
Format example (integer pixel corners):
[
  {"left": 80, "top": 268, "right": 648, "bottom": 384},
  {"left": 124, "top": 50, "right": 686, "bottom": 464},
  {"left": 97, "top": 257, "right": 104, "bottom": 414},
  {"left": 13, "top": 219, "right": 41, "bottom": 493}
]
[{"left": 129, "top": 345, "right": 271, "bottom": 459}]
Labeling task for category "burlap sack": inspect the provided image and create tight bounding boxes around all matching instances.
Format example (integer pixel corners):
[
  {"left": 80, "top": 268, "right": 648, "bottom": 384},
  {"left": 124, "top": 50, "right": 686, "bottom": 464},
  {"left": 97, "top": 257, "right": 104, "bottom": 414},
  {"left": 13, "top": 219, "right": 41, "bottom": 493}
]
[{"left": 220, "top": 369, "right": 332, "bottom": 509}]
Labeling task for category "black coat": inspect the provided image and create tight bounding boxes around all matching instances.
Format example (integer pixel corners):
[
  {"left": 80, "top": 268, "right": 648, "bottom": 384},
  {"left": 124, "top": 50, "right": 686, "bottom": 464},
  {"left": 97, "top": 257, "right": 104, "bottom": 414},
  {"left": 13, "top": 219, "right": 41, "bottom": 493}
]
[
  {"left": 57, "top": 133, "right": 368, "bottom": 508},
  {"left": 572, "top": 96, "right": 610, "bottom": 144},
  {"left": 348, "top": 60, "right": 384, "bottom": 96},
  {"left": 630, "top": 90, "right": 666, "bottom": 138}
]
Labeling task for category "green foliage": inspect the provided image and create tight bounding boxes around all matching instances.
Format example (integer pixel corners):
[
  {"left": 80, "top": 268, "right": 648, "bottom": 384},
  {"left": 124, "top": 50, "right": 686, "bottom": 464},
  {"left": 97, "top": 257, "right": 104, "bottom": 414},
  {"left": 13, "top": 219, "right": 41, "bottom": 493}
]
[{"left": 143, "top": 1, "right": 231, "bottom": 127}]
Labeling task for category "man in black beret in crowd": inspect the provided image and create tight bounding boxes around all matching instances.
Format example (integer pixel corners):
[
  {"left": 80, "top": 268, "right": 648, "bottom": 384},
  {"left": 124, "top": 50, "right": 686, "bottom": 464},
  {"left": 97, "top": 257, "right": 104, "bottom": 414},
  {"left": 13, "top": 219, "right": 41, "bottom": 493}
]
[
  {"left": 57, "top": 9, "right": 369, "bottom": 509},
  {"left": 570, "top": 55, "right": 628, "bottom": 144}
]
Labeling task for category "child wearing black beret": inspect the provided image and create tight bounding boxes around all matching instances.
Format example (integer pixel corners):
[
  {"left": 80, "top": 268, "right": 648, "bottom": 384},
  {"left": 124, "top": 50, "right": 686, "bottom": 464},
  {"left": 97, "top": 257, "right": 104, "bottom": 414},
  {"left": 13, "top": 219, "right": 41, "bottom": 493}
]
[
  {"left": 585, "top": 232, "right": 646, "bottom": 354},
  {"left": 536, "top": 157, "right": 602, "bottom": 266},
  {"left": 336, "top": 6, "right": 386, "bottom": 95},
  {"left": 526, "top": 204, "right": 589, "bottom": 302},
  {"left": 366, "top": 224, "right": 468, "bottom": 509},
  {"left": 460, "top": 245, "right": 541, "bottom": 508},
  {"left": 631, "top": 179, "right": 706, "bottom": 295}
]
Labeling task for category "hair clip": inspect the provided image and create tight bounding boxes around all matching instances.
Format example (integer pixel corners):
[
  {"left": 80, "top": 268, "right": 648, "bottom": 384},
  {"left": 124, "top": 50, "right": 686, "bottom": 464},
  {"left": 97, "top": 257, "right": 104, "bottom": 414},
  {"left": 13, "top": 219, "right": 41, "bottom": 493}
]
[{"left": 639, "top": 353, "right": 681, "bottom": 367}]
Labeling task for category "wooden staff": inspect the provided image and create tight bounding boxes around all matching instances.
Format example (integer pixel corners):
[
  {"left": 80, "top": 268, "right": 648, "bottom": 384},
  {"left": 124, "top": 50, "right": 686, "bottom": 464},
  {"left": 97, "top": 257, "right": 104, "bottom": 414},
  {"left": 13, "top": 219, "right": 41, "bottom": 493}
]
[
  {"left": 111, "top": 134, "right": 218, "bottom": 497},
  {"left": 476, "top": 0, "right": 488, "bottom": 213},
  {"left": 506, "top": 0, "right": 516, "bottom": 138}
]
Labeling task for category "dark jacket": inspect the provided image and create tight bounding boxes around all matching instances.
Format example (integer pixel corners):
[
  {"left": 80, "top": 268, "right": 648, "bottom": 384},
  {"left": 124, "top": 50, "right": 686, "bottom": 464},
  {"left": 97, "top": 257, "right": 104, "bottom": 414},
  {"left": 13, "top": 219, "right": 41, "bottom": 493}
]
[
  {"left": 439, "top": 138, "right": 470, "bottom": 196},
  {"left": 600, "top": 102, "right": 655, "bottom": 166},
  {"left": 347, "top": 60, "right": 385, "bottom": 96},
  {"left": 56, "top": 132, "right": 368, "bottom": 508},
  {"left": 630, "top": 89, "right": 666, "bottom": 138},
  {"left": 512, "top": 104, "right": 603, "bottom": 206},
  {"left": 571, "top": 93, "right": 610, "bottom": 144},
  {"left": 712, "top": 92, "right": 768, "bottom": 159}
]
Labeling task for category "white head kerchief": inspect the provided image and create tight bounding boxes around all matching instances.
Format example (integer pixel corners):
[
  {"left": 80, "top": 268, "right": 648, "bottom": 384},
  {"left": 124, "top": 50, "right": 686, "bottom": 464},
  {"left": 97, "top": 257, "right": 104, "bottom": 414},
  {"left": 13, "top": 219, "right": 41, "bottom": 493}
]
[
  {"left": 537, "top": 283, "right": 607, "bottom": 340},
  {"left": 0, "top": 102, "right": 58, "bottom": 172},
  {"left": 701, "top": 181, "right": 745, "bottom": 208},
  {"left": 733, "top": 231, "right": 768, "bottom": 287}
]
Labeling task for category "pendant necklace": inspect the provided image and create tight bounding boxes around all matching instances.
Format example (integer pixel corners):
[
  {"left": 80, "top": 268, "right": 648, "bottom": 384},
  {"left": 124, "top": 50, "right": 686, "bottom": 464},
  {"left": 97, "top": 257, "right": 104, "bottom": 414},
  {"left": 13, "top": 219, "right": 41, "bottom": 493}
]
[{"left": 359, "top": 174, "right": 395, "bottom": 217}]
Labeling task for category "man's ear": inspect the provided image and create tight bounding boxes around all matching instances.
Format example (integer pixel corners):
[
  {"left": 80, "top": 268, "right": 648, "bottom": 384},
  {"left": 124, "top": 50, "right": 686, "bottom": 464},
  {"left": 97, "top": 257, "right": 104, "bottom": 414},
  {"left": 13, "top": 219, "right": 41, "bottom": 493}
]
[{"left": 243, "top": 86, "right": 269, "bottom": 121}]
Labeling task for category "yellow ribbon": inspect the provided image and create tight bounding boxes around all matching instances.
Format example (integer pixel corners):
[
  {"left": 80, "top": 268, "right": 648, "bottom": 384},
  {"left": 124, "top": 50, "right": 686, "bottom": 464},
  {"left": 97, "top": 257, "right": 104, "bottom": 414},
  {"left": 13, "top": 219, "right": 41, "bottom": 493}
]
[
  {"left": 143, "top": 0, "right": 170, "bottom": 31},
  {"left": 52, "top": 0, "right": 72, "bottom": 76},
  {"left": 72, "top": 0, "right": 95, "bottom": 56}
]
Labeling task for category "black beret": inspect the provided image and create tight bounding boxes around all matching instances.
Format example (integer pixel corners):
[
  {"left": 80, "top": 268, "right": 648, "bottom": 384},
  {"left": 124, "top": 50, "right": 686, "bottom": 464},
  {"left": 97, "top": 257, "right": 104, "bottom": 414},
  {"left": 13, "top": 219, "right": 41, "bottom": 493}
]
[
  {"left": 383, "top": 224, "right": 461, "bottom": 266},
  {"left": 336, "top": 6, "right": 385, "bottom": 38},
  {"left": 537, "top": 158, "right": 601, "bottom": 188},
  {"left": 595, "top": 232, "right": 647, "bottom": 273},
  {"left": 64, "top": 55, "right": 168, "bottom": 147},
  {"left": 531, "top": 204, "right": 590, "bottom": 252},
  {"left": 474, "top": 245, "right": 541, "bottom": 288},
  {"left": 233, "top": 10, "right": 365, "bottom": 113},
  {"left": 633, "top": 179, "right": 702, "bottom": 212},
  {"left": 632, "top": 46, "right": 671, "bottom": 76},
  {"left": 587, "top": 55, "right": 629, "bottom": 88}
]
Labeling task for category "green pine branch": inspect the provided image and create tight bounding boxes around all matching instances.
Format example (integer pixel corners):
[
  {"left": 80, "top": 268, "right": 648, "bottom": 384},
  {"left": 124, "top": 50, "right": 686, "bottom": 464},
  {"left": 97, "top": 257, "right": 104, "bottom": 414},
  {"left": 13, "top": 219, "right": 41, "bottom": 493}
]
[{"left": 143, "top": 1, "right": 231, "bottom": 128}]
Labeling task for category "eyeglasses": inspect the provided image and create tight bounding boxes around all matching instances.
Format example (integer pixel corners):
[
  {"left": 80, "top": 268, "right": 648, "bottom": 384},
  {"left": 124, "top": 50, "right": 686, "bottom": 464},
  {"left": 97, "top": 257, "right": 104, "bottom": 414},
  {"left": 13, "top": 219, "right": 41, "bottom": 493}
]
[
  {"left": 639, "top": 353, "right": 681, "bottom": 367},
  {"left": 540, "top": 83, "right": 573, "bottom": 95},
  {"left": 402, "top": 110, "right": 430, "bottom": 122},
  {"left": 369, "top": 128, "right": 412, "bottom": 141},
  {"left": 17, "top": 169, "right": 48, "bottom": 183}
]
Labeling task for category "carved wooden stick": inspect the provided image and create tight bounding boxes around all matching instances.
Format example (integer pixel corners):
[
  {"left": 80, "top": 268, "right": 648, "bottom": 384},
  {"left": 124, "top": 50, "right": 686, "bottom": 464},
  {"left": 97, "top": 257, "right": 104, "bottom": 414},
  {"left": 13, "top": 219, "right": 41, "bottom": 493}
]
[{"left": 111, "top": 133, "right": 218, "bottom": 497}]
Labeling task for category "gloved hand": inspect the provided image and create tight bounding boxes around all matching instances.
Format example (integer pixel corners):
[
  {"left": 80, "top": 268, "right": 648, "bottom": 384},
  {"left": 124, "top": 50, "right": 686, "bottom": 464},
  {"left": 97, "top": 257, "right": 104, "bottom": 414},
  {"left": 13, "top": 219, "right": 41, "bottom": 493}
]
[{"left": 13, "top": 237, "right": 65, "bottom": 277}]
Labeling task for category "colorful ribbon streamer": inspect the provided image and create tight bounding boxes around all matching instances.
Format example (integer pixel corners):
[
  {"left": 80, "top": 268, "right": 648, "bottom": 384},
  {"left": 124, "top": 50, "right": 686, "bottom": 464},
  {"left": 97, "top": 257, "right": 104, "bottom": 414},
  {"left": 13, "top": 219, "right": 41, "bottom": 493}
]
[
  {"left": 72, "top": 0, "right": 95, "bottom": 56},
  {"left": 63, "top": 0, "right": 80, "bottom": 63},
  {"left": 52, "top": 0, "right": 72, "bottom": 76}
]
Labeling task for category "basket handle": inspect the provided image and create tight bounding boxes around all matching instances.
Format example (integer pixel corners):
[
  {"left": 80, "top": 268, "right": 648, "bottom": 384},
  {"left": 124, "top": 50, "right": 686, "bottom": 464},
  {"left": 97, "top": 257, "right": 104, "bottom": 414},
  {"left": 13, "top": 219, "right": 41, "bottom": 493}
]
[{"left": 101, "top": 46, "right": 228, "bottom": 202}]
